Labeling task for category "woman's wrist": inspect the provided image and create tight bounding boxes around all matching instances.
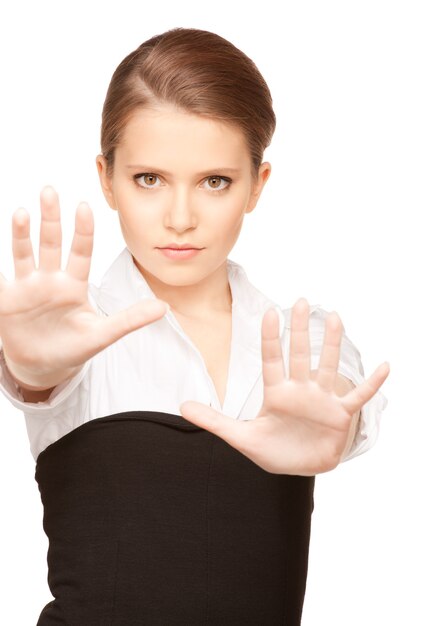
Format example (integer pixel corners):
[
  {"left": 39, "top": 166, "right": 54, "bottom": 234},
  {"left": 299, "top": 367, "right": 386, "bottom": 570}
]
[{"left": 0, "top": 348, "right": 60, "bottom": 391}]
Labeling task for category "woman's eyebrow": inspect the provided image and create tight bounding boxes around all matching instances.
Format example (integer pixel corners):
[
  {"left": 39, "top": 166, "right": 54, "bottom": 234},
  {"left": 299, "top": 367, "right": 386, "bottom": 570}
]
[{"left": 126, "top": 165, "right": 241, "bottom": 176}]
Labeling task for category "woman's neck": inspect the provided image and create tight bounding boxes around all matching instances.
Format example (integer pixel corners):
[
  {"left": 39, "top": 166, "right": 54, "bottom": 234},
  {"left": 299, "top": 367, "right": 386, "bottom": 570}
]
[{"left": 133, "top": 258, "right": 232, "bottom": 319}]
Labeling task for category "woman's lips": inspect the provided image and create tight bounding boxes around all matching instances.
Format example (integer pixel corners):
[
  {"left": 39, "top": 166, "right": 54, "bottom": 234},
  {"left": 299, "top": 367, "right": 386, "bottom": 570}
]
[{"left": 158, "top": 248, "right": 203, "bottom": 260}]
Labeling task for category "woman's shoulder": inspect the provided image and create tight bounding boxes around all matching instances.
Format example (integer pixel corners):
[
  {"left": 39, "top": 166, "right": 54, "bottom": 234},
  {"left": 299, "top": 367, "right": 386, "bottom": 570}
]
[{"left": 280, "top": 302, "right": 326, "bottom": 329}]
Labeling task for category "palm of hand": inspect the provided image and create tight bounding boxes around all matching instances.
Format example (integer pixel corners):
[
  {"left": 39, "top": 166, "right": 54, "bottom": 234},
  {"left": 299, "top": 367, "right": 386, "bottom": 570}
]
[
  {"left": 0, "top": 271, "right": 96, "bottom": 366},
  {"left": 180, "top": 298, "right": 390, "bottom": 476}
]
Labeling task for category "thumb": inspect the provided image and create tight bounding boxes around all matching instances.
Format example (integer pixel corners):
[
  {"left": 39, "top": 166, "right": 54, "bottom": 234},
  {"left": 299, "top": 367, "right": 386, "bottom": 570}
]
[
  {"left": 180, "top": 401, "right": 241, "bottom": 446},
  {"left": 95, "top": 298, "right": 169, "bottom": 348}
]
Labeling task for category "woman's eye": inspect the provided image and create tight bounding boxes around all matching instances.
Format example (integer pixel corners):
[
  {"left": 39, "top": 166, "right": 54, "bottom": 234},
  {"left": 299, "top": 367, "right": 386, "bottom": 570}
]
[
  {"left": 203, "top": 176, "right": 231, "bottom": 192},
  {"left": 133, "top": 173, "right": 231, "bottom": 192},
  {"left": 134, "top": 173, "right": 161, "bottom": 189}
]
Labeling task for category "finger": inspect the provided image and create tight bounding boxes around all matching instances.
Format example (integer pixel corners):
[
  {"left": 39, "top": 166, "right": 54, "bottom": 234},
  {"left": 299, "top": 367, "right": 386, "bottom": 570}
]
[
  {"left": 65, "top": 201, "right": 94, "bottom": 282},
  {"left": 12, "top": 206, "right": 36, "bottom": 279},
  {"left": 289, "top": 298, "right": 311, "bottom": 381},
  {"left": 92, "top": 299, "right": 169, "bottom": 352},
  {"left": 314, "top": 311, "right": 343, "bottom": 392},
  {"left": 39, "top": 186, "right": 62, "bottom": 272},
  {"left": 179, "top": 400, "right": 243, "bottom": 450},
  {"left": 340, "top": 362, "right": 390, "bottom": 416},
  {"left": 261, "top": 307, "right": 286, "bottom": 388}
]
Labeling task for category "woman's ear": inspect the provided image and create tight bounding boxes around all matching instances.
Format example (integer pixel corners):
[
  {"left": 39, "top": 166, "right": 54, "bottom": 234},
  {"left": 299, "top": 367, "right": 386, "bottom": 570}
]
[
  {"left": 96, "top": 155, "right": 117, "bottom": 210},
  {"left": 245, "top": 162, "right": 272, "bottom": 214}
]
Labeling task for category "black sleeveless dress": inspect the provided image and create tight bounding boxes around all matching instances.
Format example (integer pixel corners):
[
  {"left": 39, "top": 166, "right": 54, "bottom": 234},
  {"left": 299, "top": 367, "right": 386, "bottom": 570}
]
[{"left": 34, "top": 411, "right": 315, "bottom": 625}]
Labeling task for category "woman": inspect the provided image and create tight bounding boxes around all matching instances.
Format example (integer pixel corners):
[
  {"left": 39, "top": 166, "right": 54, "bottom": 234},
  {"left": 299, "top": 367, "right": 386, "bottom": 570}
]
[{"left": 0, "top": 27, "right": 389, "bottom": 624}]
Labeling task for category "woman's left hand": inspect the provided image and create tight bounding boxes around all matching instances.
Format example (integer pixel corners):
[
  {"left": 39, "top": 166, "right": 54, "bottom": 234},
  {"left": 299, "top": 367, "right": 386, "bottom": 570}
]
[{"left": 179, "top": 298, "right": 390, "bottom": 475}]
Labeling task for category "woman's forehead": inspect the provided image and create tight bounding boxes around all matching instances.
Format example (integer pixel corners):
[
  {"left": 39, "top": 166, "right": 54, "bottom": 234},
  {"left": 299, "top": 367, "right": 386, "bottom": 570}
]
[{"left": 115, "top": 106, "right": 250, "bottom": 171}]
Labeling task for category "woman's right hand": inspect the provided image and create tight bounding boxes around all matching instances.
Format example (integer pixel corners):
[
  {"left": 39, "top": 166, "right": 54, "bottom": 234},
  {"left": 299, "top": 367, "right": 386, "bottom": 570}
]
[{"left": 0, "top": 186, "right": 169, "bottom": 390}]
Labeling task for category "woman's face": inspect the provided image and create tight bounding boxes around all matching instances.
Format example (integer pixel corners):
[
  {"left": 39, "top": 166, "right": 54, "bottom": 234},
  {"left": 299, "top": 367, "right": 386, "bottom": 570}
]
[{"left": 96, "top": 104, "right": 271, "bottom": 294}]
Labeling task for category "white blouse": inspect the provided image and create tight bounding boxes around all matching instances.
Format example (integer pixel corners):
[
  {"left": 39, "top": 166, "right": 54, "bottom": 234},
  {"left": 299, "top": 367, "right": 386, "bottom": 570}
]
[{"left": 0, "top": 246, "right": 387, "bottom": 464}]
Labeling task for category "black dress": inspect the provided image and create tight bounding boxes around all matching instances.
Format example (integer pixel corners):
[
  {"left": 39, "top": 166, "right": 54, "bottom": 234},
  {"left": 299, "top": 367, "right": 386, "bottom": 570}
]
[{"left": 35, "top": 411, "right": 315, "bottom": 625}]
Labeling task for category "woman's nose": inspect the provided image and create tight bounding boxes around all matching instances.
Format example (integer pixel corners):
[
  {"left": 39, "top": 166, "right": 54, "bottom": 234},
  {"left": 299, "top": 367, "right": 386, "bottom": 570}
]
[{"left": 166, "top": 187, "right": 197, "bottom": 230}]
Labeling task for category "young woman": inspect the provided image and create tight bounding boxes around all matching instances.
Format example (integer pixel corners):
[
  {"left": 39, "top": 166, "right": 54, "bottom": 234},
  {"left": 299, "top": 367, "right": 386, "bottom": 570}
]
[{"left": 0, "top": 27, "right": 389, "bottom": 625}]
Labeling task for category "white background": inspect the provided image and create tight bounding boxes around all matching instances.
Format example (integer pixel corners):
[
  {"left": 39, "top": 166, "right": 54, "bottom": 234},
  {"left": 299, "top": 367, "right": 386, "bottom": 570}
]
[{"left": 0, "top": 1, "right": 419, "bottom": 623}]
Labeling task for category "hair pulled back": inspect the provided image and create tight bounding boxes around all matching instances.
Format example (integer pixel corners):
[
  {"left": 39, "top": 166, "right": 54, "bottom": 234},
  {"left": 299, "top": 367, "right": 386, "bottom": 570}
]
[{"left": 100, "top": 27, "right": 276, "bottom": 182}]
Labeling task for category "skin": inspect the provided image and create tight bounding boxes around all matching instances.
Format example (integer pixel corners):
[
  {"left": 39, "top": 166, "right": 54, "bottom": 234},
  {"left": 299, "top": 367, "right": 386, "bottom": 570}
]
[
  {"left": 96, "top": 103, "right": 271, "bottom": 319},
  {"left": 96, "top": 102, "right": 390, "bottom": 475}
]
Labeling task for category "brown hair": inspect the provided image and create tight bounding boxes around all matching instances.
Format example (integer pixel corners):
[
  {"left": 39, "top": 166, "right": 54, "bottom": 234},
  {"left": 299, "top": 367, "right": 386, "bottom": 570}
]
[{"left": 100, "top": 27, "right": 276, "bottom": 182}]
